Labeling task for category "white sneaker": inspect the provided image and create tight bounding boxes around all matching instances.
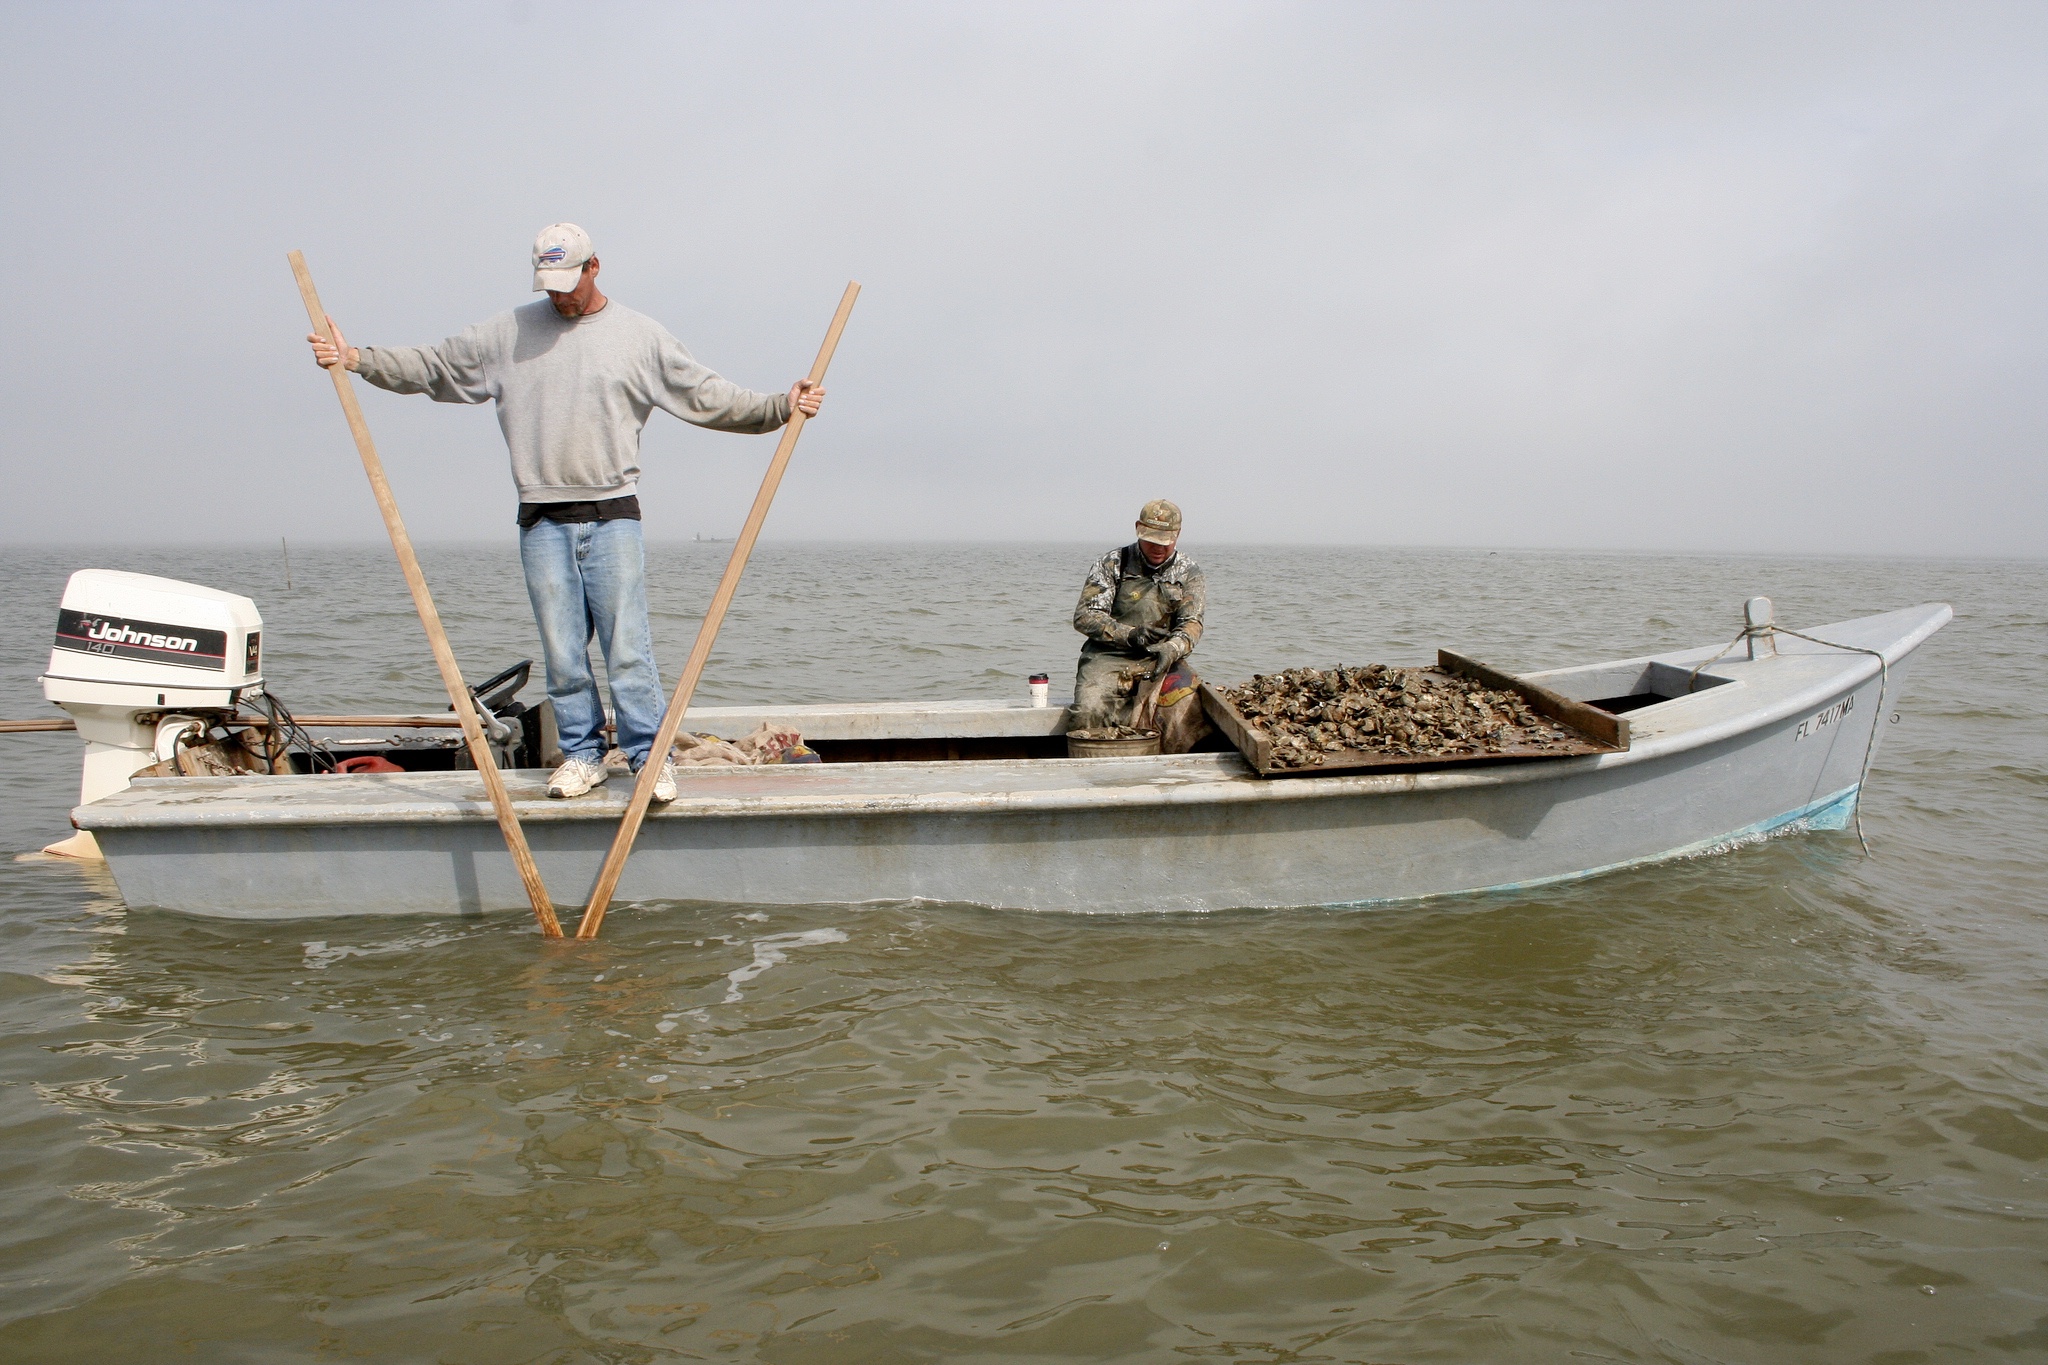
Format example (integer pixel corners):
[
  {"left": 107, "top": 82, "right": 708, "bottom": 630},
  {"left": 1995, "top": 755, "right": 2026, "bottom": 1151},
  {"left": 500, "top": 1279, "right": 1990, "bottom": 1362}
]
[
  {"left": 649, "top": 756, "right": 679, "bottom": 804},
  {"left": 546, "top": 754, "right": 610, "bottom": 799}
]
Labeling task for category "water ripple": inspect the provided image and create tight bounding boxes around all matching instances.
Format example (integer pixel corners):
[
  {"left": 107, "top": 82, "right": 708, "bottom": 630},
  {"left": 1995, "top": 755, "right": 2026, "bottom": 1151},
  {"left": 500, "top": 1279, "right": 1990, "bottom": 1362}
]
[{"left": 0, "top": 546, "right": 2042, "bottom": 1360}]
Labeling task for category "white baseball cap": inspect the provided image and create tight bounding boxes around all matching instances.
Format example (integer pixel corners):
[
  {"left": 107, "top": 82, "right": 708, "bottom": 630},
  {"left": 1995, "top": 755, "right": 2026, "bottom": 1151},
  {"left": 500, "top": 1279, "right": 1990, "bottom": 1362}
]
[{"left": 532, "top": 223, "right": 594, "bottom": 292}]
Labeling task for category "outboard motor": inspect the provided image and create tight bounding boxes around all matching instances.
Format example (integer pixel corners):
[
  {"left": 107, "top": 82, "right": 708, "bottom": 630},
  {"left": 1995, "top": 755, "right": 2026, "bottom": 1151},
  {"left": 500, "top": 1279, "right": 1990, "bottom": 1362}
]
[{"left": 40, "top": 570, "right": 263, "bottom": 856}]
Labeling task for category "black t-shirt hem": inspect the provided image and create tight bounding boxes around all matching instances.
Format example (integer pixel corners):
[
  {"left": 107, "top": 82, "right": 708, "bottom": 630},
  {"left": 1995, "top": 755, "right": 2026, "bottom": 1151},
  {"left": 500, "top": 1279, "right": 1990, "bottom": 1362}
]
[{"left": 516, "top": 495, "right": 642, "bottom": 529}]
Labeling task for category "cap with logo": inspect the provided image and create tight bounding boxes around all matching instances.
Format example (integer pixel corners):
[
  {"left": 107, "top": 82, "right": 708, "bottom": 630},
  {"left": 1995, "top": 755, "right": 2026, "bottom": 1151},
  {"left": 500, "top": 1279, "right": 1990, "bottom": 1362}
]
[
  {"left": 1136, "top": 498, "right": 1182, "bottom": 545},
  {"left": 532, "top": 223, "right": 595, "bottom": 293}
]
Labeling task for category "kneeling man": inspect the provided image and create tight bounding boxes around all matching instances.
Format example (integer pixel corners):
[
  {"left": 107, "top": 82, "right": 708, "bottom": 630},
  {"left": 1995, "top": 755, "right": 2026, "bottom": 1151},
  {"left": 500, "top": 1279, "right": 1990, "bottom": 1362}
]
[{"left": 1069, "top": 499, "right": 1214, "bottom": 753}]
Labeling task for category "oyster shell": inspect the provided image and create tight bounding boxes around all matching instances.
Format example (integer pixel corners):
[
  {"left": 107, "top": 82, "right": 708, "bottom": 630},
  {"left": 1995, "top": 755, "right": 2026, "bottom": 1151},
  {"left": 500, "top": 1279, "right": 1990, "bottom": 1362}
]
[
  {"left": 1220, "top": 663, "right": 1578, "bottom": 770},
  {"left": 1068, "top": 725, "right": 1160, "bottom": 741}
]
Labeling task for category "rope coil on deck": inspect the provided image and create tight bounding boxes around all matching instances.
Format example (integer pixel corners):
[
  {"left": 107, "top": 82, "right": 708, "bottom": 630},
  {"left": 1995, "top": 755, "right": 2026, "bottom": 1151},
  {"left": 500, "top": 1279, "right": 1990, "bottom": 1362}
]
[{"left": 1688, "top": 618, "right": 1890, "bottom": 856}]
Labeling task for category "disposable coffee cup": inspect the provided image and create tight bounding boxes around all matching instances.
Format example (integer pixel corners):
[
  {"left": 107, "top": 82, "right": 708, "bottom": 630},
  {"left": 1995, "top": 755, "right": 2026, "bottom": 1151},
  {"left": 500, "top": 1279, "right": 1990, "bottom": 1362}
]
[{"left": 1029, "top": 673, "right": 1050, "bottom": 708}]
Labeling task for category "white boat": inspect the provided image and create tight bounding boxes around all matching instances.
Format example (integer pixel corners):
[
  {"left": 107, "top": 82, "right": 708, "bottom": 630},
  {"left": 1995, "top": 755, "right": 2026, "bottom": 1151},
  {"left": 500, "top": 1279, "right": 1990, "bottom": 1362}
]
[{"left": 70, "top": 600, "right": 1952, "bottom": 920}]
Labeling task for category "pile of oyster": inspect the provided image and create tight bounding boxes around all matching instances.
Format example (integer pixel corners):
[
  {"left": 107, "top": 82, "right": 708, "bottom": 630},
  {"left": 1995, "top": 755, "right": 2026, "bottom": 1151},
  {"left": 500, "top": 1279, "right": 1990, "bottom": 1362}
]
[
  {"left": 1221, "top": 664, "right": 1577, "bottom": 769},
  {"left": 1068, "top": 724, "right": 1158, "bottom": 741}
]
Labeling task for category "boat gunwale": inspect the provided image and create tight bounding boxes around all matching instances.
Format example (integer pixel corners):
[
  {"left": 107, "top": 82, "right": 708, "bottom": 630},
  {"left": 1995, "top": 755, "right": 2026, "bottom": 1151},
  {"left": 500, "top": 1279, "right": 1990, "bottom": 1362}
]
[{"left": 74, "top": 604, "right": 1952, "bottom": 832}]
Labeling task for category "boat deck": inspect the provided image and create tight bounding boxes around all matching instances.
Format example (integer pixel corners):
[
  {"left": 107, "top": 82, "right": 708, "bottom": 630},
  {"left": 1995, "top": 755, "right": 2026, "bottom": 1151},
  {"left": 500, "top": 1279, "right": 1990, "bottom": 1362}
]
[{"left": 77, "top": 605, "right": 1950, "bottom": 832}]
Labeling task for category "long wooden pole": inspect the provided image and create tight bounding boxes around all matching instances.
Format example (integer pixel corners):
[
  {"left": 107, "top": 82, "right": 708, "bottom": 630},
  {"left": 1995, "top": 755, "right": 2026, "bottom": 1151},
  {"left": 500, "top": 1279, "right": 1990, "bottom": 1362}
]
[
  {"left": 576, "top": 282, "right": 860, "bottom": 939},
  {"left": 1, "top": 715, "right": 472, "bottom": 734},
  {"left": 287, "top": 251, "right": 563, "bottom": 937}
]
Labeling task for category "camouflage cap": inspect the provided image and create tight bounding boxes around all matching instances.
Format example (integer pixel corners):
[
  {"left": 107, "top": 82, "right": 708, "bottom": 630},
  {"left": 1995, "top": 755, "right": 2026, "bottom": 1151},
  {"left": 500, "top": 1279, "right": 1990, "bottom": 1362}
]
[{"left": 1135, "top": 498, "right": 1182, "bottom": 545}]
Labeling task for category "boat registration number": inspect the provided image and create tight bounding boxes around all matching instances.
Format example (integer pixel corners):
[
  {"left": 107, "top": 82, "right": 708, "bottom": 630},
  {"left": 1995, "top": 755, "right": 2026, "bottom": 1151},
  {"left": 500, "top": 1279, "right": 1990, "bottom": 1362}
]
[{"left": 1794, "top": 695, "right": 1854, "bottom": 741}]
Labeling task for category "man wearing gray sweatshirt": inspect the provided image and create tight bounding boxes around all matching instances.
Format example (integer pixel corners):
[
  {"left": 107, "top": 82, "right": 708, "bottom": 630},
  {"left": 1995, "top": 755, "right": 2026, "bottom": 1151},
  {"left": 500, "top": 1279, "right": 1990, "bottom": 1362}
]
[{"left": 307, "top": 223, "right": 823, "bottom": 801}]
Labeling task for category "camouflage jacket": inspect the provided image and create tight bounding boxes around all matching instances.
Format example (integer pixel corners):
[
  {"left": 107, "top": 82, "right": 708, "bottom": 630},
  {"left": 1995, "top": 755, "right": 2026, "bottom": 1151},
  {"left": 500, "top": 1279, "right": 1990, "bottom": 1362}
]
[{"left": 1073, "top": 544, "right": 1207, "bottom": 658}]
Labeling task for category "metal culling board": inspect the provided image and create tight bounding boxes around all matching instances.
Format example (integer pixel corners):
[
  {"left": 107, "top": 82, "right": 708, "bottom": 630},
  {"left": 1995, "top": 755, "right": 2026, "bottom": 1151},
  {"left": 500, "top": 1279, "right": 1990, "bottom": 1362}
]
[{"left": 1200, "top": 650, "right": 1630, "bottom": 779}]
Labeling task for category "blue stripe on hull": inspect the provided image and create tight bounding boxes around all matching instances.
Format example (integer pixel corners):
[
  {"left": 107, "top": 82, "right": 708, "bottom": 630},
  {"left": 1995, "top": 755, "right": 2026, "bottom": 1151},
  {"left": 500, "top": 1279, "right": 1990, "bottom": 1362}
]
[{"left": 1331, "top": 784, "right": 1862, "bottom": 909}]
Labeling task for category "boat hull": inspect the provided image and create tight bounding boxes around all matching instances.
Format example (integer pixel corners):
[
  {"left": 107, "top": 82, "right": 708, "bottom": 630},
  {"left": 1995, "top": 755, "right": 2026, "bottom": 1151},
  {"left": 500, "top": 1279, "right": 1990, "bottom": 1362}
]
[{"left": 79, "top": 606, "right": 1945, "bottom": 919}]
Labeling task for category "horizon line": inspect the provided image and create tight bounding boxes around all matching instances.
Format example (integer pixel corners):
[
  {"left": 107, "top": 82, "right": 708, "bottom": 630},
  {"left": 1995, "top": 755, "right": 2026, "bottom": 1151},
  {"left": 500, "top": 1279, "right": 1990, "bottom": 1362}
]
[{"left": 0, "top": 538, "right": 2041, "bottom": 564}]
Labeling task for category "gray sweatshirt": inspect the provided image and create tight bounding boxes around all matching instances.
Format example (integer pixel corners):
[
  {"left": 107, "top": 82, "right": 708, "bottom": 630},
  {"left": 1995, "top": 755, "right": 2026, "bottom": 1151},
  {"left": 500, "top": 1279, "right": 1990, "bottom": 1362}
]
[{"left": 354, "top": 301, "right": 790, "bottom": 503}]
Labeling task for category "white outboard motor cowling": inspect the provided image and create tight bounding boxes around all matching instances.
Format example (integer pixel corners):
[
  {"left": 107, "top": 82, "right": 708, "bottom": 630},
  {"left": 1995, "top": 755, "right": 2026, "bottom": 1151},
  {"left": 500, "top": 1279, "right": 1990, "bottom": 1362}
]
[{"left": 40, "top": 571, "right": 264, "bottom": 849}]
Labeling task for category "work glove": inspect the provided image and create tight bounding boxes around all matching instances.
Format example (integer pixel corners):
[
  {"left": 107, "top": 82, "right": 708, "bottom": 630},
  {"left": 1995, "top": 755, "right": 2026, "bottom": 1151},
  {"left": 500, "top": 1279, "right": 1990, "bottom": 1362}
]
[
  {"left": 1149, "top": 636, "right": 1189, "bottom": 672},
  {"left": 1129, "top": 622, "right": 1172, "bottom": 650},
  {"left": 1115, "top": 622, "right": 1162, "bottom": 650}
]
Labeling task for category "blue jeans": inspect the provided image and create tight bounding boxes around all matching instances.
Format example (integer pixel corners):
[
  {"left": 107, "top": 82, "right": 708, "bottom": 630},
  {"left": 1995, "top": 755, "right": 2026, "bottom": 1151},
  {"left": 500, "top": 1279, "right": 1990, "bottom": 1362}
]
[{"left": 519, "top": 518, "right": 666, "bottom": 766}]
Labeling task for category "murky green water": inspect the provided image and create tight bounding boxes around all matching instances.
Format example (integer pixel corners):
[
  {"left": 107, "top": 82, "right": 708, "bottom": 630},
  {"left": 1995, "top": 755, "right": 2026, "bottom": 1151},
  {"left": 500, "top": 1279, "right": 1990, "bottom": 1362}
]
[{"left": 2, "top": 544, "right": 2042, "bottom": 1362}]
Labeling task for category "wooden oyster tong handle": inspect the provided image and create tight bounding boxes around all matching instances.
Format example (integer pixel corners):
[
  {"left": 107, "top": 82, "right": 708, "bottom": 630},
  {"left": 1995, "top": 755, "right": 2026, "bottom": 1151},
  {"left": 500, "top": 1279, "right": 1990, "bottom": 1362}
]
[
  {"left": 288, "top": 251, "right": 562, "bottom": 937},
  {"left": 576, "top": 282, "right": 861, "bottom": 940}
]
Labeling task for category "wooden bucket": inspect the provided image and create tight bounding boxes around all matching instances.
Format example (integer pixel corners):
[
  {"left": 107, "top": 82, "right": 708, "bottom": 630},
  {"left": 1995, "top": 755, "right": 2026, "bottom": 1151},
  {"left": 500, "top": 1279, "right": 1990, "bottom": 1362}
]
[{"left": 1066, "top": 730, "right": 1162, "bottom": 758}]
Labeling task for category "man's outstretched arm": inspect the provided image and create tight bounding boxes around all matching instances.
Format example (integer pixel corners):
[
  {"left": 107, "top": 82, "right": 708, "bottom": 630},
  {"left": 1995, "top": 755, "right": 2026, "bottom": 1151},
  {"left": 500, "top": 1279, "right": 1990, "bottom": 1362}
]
[
  {"left": 651, "top": 330, "right": 825, "bottom": 433},
  {"left": 306, "top": 316, "right": 494, "bottom": 404}
]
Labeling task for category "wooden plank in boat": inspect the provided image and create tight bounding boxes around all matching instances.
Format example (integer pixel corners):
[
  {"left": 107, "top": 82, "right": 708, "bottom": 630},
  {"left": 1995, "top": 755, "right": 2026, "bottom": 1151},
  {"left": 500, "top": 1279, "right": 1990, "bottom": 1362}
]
[
  {"left": 1196, "top": 681, "right": 1272, "bottom": 771},
  {"left": 1438, "top": 650, "right": 1629, "bottom": 750},
  {"left": 1200, "top": 655, "right": 1629, "bottom": 780}
]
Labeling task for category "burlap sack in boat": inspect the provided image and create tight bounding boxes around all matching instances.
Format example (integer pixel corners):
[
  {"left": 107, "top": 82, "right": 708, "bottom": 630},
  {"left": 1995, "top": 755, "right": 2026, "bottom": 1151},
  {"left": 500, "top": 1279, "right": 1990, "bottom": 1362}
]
[
  {"left": 601, "top": 722, "right": 819, "bottom": 770},
  {"left": 674, "top": 721, "right": 816, "bottom": 767}
]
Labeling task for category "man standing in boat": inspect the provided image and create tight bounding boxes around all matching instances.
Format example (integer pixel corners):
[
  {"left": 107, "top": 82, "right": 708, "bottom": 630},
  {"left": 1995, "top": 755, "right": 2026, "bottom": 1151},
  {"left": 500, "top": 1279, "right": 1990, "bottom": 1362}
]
[
  {"left": 306, "top": 223, "right": 823, "bottom": 802},
  {"left": 1070, "top": 499, "right": 1213, "bottom": 753}
]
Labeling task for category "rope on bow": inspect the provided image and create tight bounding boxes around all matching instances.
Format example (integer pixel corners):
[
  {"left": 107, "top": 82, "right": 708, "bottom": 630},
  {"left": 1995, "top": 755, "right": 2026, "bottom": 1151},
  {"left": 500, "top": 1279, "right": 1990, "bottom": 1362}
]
[{"left": 1687, "top": 617, "right": 1891, "bottom": 857}]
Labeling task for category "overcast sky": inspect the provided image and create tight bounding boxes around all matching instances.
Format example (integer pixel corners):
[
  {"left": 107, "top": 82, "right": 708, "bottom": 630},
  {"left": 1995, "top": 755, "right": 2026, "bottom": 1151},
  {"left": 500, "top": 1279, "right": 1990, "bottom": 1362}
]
[{"left": 2, "top": 1, "right": 2043, "bottom": 555}]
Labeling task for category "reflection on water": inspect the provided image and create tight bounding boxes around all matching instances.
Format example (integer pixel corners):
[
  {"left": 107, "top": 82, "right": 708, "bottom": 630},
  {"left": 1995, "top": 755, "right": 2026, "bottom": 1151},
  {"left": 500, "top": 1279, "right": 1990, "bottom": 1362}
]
[{"left": 0, "top": 544, "right": 2044, "bottom": 1361}]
